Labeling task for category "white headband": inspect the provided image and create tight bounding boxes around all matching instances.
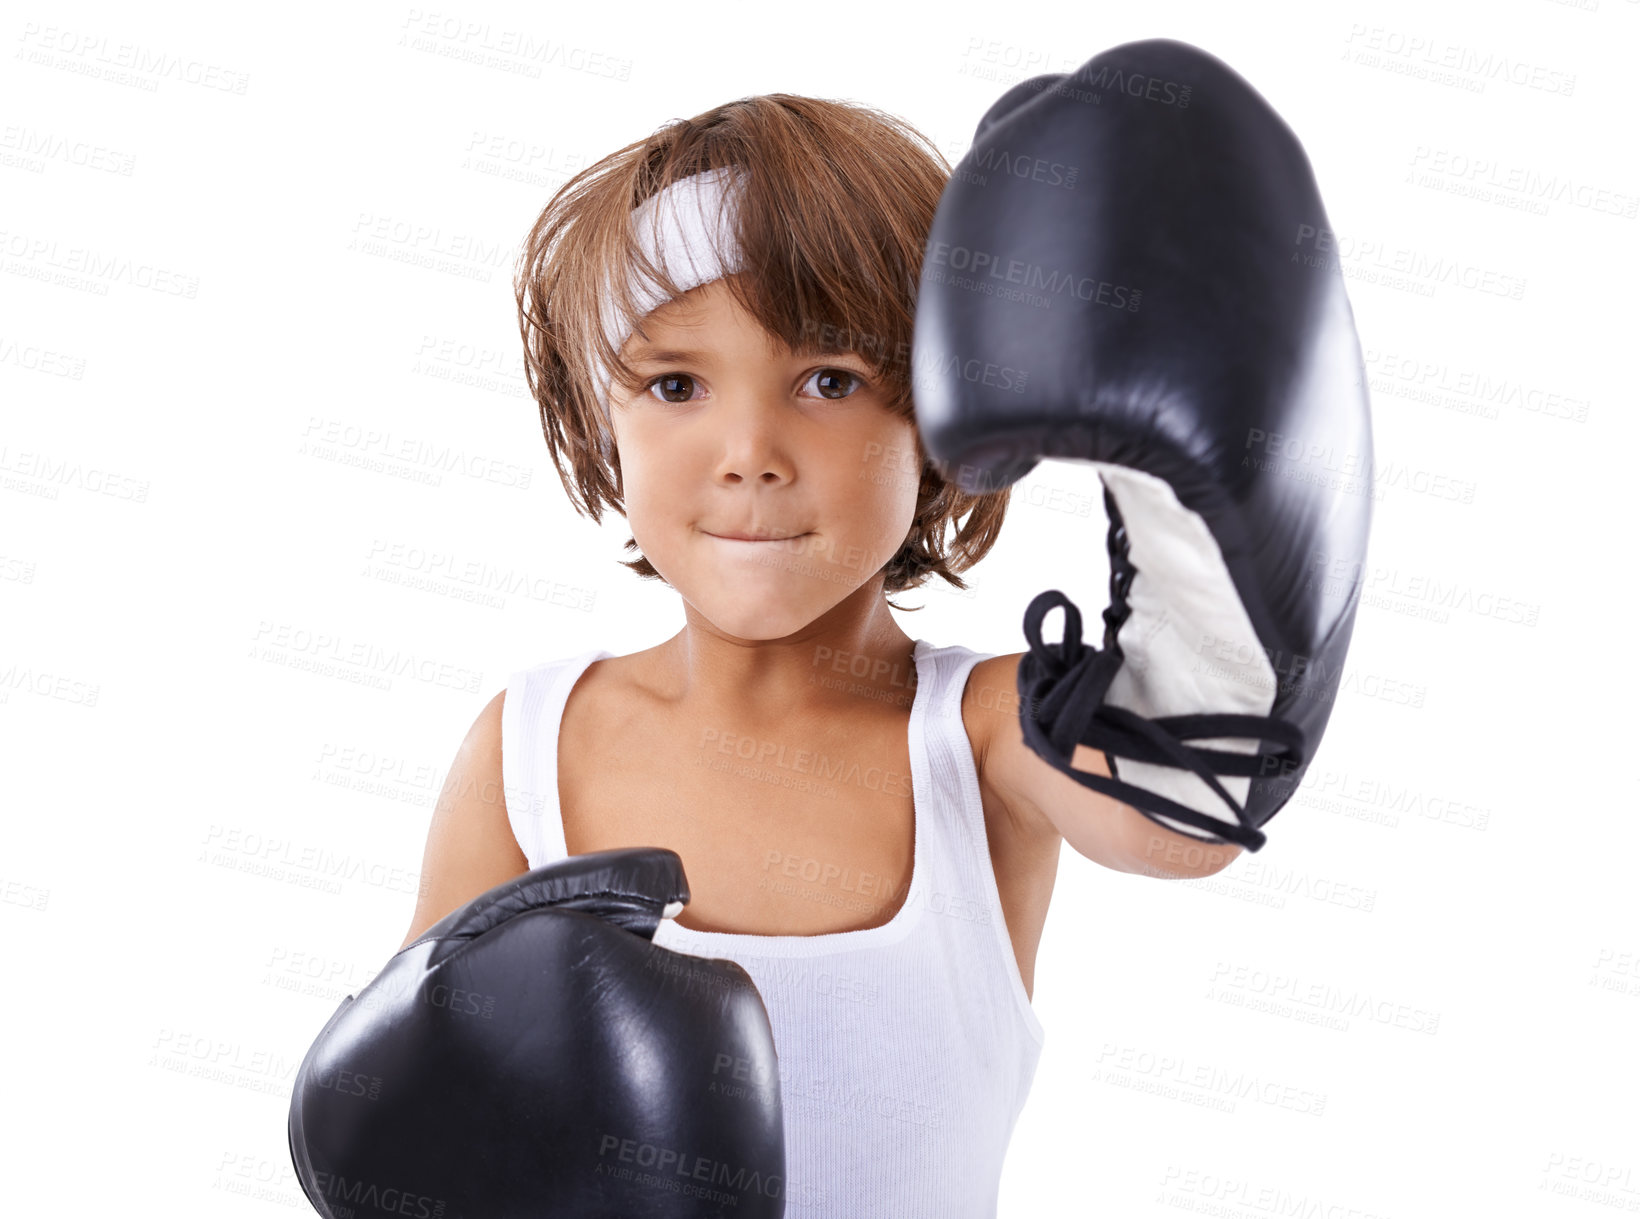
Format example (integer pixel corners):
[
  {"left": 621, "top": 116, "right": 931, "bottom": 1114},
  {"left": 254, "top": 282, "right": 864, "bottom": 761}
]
[{"left": 590, "top": 166, "right": 749, "bottom": 456}]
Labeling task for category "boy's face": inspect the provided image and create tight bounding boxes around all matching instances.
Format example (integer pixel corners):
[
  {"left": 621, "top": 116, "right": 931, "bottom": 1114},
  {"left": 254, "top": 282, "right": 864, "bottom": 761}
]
[{"left": 608, "top": 276, "right": 921, "bottom": 641}]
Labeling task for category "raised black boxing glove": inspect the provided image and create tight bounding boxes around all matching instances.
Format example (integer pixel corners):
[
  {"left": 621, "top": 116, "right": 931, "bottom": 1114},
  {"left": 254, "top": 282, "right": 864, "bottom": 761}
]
[
  {"left": 287, "top": 848, "right": 784, "bottom": 1217},
  {"left": 913, "top": 39, "right": 1374, "bottom": 852}
]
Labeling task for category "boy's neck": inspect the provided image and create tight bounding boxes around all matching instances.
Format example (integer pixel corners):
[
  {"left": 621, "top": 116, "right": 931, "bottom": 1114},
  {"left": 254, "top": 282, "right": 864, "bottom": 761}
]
[{"left": 652, "top": 601, "right": 918, "bottom": 722}]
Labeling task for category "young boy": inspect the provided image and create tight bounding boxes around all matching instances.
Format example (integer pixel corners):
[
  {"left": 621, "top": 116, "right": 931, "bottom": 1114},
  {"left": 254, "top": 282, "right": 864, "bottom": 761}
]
[{"left": 397, "top": 92, "right": 1238, "bottom": 1214}]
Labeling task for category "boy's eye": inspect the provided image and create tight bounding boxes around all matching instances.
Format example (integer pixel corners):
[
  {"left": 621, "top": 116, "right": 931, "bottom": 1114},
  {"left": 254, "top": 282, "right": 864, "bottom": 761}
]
[
  {"left": 807, "top": 368, "right": 865, "bottom": 400},
  {"left": 641, "top": 367, "right": 868, "bottom": 405},
  {"left": 645, "top": 373, "right": 700, "bottom": 404}
]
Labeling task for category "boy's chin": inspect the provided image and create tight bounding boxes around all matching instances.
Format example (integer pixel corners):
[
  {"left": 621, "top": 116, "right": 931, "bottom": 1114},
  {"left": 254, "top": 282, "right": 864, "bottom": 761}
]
[{"left": 685, "top": 585, "right": 836, "bottom": 643}]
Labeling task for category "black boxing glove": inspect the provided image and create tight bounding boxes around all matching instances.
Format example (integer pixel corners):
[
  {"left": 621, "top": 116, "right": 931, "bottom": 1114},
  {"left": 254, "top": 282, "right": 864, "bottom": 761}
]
[
  {"left": 913, "top": 39, "right": 1374, "bottom": 851},
  {"left": 287, "top": 848, "right": 784, "bottom": 1217}
]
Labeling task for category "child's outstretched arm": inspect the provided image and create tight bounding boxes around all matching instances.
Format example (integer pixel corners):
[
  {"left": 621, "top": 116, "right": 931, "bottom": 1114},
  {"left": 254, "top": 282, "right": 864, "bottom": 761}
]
[{"left": 963, "top": 652, "right": 1244, "bottom": 881}]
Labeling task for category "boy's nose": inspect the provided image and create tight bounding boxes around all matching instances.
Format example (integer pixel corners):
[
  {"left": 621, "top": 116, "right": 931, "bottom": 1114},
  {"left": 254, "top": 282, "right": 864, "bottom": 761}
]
[{"left": 704, "top": 402, "right": 799, "bottom": 484}]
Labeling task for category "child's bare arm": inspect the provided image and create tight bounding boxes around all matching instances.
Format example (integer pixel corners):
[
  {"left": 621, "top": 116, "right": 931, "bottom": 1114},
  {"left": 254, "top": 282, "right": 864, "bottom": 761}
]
[
  {"left": 965, "top": 653, "right": 1242, "bottom": 881},
  {"left": 397, "top": 691, "right": 530, "bottom": 951}
]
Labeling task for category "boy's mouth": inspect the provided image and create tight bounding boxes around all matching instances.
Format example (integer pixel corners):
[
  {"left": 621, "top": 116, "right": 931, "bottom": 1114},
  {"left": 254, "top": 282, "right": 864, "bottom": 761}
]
[{"left": 701, "top": 527, "right": 810, "bottom": 543}]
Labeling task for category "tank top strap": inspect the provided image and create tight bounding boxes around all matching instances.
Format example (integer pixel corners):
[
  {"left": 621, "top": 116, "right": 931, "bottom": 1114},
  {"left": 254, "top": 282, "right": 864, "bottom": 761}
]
[
  {"left": 909, "top": 640, "right": 1043, "bottom": 1047},
  {"left": 909, "top": 639, "right": 998, "bottom": 873},
  {"left": 500, "top": 649, "right": 611, "bottom": 869}
]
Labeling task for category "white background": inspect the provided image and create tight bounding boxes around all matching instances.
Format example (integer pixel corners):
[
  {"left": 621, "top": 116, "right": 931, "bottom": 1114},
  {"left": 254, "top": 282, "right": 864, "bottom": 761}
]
[{"left": 3, "top": 0, "right": 1637, "bottom": 1214}]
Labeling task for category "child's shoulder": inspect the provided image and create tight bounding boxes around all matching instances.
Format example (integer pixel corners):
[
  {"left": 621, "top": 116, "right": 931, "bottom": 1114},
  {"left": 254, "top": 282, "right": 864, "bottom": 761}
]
[
  {"left": 958, "top": 649, "right": 1026, "bottom": 764},
  {"left": 503, "top": 645, "right": 664, "bottom": 735},
  {"left": 503, "top": 644, "right": 623, "bottom": 698}
]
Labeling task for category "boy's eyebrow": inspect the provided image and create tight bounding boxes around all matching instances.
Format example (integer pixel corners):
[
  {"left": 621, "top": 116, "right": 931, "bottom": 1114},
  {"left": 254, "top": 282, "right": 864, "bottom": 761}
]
[
  {"left": 627, "top": 343, "right": 874, "bottom": 366},
  {"left": 627, "top": 346, "right": 716, "bottom": 365}
]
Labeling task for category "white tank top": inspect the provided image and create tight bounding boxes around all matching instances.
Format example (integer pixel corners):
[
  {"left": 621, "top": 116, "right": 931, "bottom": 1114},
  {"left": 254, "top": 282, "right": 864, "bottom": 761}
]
[{"left": 500, "top": 638, "right": 1044, "bottom": 1217}]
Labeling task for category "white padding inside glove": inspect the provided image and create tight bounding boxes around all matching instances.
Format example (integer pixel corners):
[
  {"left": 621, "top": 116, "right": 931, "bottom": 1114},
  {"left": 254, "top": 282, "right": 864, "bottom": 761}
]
[{"left": 1094, "top": 463, "right": 1278, "bottom": 839}]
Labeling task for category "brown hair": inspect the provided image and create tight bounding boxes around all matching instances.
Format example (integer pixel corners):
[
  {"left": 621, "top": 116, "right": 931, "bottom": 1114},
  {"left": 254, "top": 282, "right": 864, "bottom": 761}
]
[{"left": 513, "top": 93, "right": 1010, "bottom": 608}]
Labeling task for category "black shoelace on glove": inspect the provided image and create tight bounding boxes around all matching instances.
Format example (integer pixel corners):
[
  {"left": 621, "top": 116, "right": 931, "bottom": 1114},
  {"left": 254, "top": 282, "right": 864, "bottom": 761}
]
[{"left": 1014, "top": 493, "right": 1306, "bottom": 853}]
